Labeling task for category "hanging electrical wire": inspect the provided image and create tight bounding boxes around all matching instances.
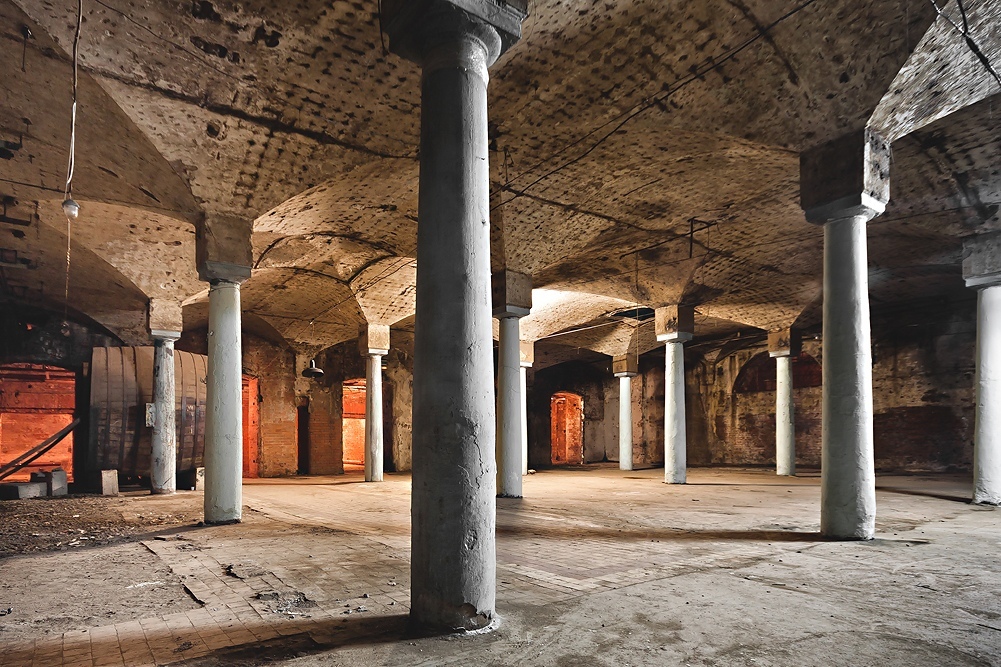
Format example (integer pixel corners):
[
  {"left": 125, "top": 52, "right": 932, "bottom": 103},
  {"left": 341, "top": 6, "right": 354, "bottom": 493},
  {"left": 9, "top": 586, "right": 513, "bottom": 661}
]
[{"left": 61, "top": 0, "right": 83, "bottom": 325}]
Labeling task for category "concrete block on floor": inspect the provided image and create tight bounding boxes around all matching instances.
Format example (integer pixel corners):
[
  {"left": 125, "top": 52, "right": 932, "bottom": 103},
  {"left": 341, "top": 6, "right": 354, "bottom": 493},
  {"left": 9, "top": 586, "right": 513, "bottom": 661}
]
[
  {"left": 31, "top": 469, "right": 68, "bottom": 496},
  {"left": 100, "top": 470, "right": 119, "bottom": 496},
  {"left": 0, "top": 481, "right": 48, "bottom": 500}
]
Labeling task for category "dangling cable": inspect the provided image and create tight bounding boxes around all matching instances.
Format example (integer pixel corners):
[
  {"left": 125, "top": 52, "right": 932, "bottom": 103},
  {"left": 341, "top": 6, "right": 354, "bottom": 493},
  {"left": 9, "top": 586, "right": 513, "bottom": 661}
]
[{"left": 62, "top": 0, "right": 83, "bottom": 321}]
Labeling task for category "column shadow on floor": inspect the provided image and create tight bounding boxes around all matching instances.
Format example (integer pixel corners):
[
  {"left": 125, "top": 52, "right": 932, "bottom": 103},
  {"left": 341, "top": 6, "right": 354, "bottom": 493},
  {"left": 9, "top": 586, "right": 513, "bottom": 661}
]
[
  {"left": 874, "top": 485, "right": 972, "bottom": 504},
  {"left": 495, "top": 523, "right": 828, "bottom": 542},
  {"left": 177, "top": 613, "right": 443, "bottom": 666}
]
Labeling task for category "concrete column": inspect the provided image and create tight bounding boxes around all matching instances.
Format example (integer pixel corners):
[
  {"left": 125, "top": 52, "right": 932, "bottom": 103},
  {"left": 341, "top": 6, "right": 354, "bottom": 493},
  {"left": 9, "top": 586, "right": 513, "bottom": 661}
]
[
  {"left": 663, "top": 340, "right": 688, "bottom": 484},
  {"left": 973, "top": 286, "right": 1001, "bottom": 504},
  {"left": 520, "top": 364, "right": 529, "bottom": 474},
  {"left": 365, "top": 352, "right": 385, "bottom": 482},
  {"left": 801, "top": 129, "right": 890, "bottom": 540},
  {"left": 383, "top": 1, "right": 526, "bottom": 633},
  {"left": 768, "top": 329, "right": 800, "bottom": 476},
  {"left": 656, "top": 306, "right": 694, "bottom": 484},
  {"left": 612, "top": 355, "right": 638, "bottom": 472},
  {"left": 820, "top": 215, "right": 876, "bottom": 538},
  {"left": 203, "top": 280, "right": 244, "bottom": 524},
  {"left": 775, "top": 356, "right": 795, "bottom": 476},
  {"left": 964, "top": 234, "right": 1001, "bottom": 505},
  {"left": 520, "top": 340, "right": 534, "bottom": 475},
  {"left": 618, "top": 375, "right": 633, "bottom": 471},
  {"left": 360, "top": 324, "right": 390, "bottom": 482},
  {"left": 496, "top": 316, "right": 523, "bottom": 496},
  {"left": 150, "top": 331, "right": 180, "bottom": 494}
]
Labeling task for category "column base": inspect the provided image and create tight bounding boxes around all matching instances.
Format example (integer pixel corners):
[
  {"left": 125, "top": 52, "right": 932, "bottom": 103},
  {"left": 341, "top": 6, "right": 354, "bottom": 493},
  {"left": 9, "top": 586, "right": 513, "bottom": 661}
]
[
  {"left": 973, "top": 492, "right": 1001, "bottom": 506},
  {"left": 150, "top": 488, "right": 176, "bottom": 496},
  {"left": 203, "top": 518, "right": 242, "bottom": 526},
  {"left": 497, "top": 493, "right": 522, "bottom": 499}
]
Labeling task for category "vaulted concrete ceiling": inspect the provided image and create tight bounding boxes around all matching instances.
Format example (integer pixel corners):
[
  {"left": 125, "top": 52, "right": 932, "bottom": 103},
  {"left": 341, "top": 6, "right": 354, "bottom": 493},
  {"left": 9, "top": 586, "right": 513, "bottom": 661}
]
[{"left": 1, "top": 0, "right": 998, "bottom": 356}]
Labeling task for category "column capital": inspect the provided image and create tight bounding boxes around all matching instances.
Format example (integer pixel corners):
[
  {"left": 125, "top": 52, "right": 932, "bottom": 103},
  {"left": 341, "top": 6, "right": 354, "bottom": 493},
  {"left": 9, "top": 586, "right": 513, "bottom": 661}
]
[
  {"left": 768, "top": 328, "right": 801, "bottom": 358},
  {"left": 655, "top": 305, "right": 694, "bottom": 342},
  {"left": 359, "top": 323, "right": 391, "bottom": 356},
  {"left": 612, "top": 355, "right": 638, "bottom": 378},
  {"left": 964, "top": 232, "right": 1001, "bottom": 289},
  {"left": 382, "top": 0, "right": 527, "bottom": 67},
  {"left": 492, "top": 269, "right": 532, "bottom": 318},
  {"left": 197, "top": 212, "right": 252, "bottom": 283},
  {"left": 519, "top": 340, "right": 534, "bottom": 368},
  {"left": 147, "top": 298, "right": 183, "bottom": 340},
  {"left": 800, "top": 129, "right": 890, "bottom": 225}
]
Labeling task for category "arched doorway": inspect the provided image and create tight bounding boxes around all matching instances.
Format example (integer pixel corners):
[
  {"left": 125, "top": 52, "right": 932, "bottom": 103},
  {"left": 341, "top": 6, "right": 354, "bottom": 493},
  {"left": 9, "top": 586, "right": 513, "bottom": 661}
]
[{"left": 550, "top": 391, "right": 584, "bottom": 465}]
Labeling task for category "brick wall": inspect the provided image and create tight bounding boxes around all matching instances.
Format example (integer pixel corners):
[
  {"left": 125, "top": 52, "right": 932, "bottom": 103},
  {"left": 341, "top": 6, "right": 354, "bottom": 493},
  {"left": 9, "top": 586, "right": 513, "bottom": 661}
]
[{"left": 0, "top": 364, "right": 77, "bottom": 481}]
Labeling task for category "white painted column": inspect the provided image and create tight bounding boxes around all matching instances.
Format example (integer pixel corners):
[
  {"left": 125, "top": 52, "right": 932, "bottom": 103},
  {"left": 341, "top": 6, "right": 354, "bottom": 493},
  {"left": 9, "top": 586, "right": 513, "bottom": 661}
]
[
  {"left": 618, "top": 375, "right": 633, "bottom": 471},
  {"left": 775, "top": 355, "right": 795, "bottom": 476},
  {"left": 664, "top": 340, "right": 688, "bottom": 484},
  {"left": 365, "top": 353, "right": 384, "bottom": 482},
  {"left": 151, "top": 331, "right": 180, "bottom": 494},
  {"left": 973, "top": 285, "right": 1001, "bottom": 504},
  {"left": 496, "top": 316, "right": 523, "bottom": 497},
  {"left": 821, "top": 215, "right": 876, "bottom": 539},
  {"left": 520, "top": 363, "right": 529, "bottom": 475},
  {"left": 406, "top": 20, "right": 507, "bottom": 633},
  {"left": 204, "top": 280, "right": 244, "bottom": 524}
]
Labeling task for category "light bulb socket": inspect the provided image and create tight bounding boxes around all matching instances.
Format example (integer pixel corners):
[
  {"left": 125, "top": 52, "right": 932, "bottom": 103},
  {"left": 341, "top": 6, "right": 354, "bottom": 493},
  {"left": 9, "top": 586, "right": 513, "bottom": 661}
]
[{"left": 62, "top": 199, "right": 80, "bottom": 219}]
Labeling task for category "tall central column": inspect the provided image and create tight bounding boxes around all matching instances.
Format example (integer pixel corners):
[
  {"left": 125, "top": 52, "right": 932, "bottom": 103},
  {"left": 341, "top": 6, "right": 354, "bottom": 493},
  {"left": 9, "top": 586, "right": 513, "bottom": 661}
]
[
  {"left": 963, "top": 233, "right": 1001, "bottom": 505},
  {"left": 656, "top": 305, "right": 694, "bottom": 484},
  {"left": 768, "top": 329, "right": 800, "bottom": 476},
  {"left": 150, "top": 331, "right": 180, "bottom": 494},
  {"left": 204, "top": 279, "right": 245, "bottom": 524},
  {"left": 383, "top": 0, "right": 526, "bottom": 633},
  {"left": 360, "top": 324, "right": 390, "bottom": 483},
  {"left": 801, "top": 129, "right": 890, "bottom": 540},
  {"left": 613, "top": 355, "right": 638, "bottom": 471}
]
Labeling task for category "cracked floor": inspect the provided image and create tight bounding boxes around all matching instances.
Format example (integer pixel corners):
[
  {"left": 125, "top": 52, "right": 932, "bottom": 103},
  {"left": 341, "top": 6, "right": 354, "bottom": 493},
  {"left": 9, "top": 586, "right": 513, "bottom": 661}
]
[{"left": 1, "top": 468, "right": 999, "bottom": 666}]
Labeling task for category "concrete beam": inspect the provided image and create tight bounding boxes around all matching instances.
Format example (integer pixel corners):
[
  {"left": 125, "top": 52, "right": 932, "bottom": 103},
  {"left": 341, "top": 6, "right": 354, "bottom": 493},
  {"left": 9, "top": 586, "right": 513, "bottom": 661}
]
[
  {"left": 611, "top": 354, "right": 638, "bottom": 378},
  {"left": 359, "top": 323, "right": 391, "bottom": 355},
  {"left": 964, "top": 232, "right": 1001, "bottom": 289},
  {"left": 196, "top": 213, "right": 252, "bottom": 283},
  {"left": 655, "top": 305, "right": 694, "bottom": 342},
  {"left": 492, "top": 270, "right": 532, "bottom": 318},
  {"left": 800, "top": 129, "right": 890, "bottom": 225},
  {"left": 767, "top": 328, "right": 801, "bottom": 358},
  {"left": 381, "top": 0, "right": 527, "bottom": 63}
]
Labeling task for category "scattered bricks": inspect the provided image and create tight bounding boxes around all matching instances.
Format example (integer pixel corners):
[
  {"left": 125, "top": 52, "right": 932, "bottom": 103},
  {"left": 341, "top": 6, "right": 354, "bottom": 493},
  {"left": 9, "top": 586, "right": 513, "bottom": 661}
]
[{"left": 0, "top": 481, "right": 47, "bottom": 500}]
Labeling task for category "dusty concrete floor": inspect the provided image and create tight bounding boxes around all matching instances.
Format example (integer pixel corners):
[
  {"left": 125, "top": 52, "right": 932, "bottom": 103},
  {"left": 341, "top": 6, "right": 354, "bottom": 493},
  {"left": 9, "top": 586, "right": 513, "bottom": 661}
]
[{"left": 1, "top": 467, "right": 999, "bottom": 666}]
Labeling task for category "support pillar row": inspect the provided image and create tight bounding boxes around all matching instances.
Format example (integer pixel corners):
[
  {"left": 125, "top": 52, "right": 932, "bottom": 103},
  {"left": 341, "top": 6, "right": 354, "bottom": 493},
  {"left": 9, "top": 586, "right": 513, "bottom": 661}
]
[{"left": 150, "top": 331, "right": 180, "bottom": 494}]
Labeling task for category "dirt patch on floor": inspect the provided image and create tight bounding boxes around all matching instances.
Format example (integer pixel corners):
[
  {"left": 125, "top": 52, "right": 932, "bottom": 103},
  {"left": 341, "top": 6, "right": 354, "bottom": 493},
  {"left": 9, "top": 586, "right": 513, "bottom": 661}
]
[
  {"left": 0, "top": 492, "right": 205, "bottom": 643},
  {"left": 0, "top": 491, "right": 203, "bottom": 557}
]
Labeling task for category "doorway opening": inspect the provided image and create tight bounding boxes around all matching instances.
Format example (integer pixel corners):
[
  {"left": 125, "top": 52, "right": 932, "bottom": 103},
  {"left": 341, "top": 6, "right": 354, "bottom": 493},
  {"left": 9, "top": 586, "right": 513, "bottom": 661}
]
[
  {"left": 0, "top": 363, "right": 77, "bottom": 481},
  {"left": 342, "top": 379, "right": 366, "bottom": 472},
  {"left": 296, "top": 398, "right": 310, "bottom": 475},
  {"left": 242, "top": 375, "right": 260, "bottom": 478},
  {"left": 550, "top": 391, "right": 584, "bottom": 466}
]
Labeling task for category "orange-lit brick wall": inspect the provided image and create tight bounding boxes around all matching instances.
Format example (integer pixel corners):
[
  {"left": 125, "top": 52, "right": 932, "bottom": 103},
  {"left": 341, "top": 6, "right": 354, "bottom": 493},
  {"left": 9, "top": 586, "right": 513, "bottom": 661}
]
[{"left": 0, "top": 364, "right": 76, "bottom": 481}]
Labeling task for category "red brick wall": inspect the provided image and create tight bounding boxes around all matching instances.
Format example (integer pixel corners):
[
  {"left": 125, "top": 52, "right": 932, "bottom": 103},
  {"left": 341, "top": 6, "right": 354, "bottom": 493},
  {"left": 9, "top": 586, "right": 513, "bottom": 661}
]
[
  {"left": 0, "top": 364, "right": 76, "bottom": 481},
  {"left": 342, "top": 383, "right": 366, "bottom": 467}
]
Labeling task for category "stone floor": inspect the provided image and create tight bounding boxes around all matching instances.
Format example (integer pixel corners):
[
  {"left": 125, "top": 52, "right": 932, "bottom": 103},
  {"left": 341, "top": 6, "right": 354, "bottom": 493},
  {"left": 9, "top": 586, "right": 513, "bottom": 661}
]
[{"left": 1, "top": 467, "right": 999, "bottom": 666}]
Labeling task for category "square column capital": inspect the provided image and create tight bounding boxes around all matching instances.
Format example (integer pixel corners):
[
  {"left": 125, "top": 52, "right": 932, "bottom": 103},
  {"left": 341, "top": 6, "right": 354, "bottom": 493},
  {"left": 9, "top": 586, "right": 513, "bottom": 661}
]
[
  {"left": 360, "top": 323, "right": 391, "bottom": 356},
  {"left": 196, "top": 213, "right": 252, "bottom": 283},
  {"left": 147, "top": 298, "right": 183, "bottom": 338},
  {"left": 800, "top": 129, "right": 890, "bottom": 224},
  {"left": 612, "top": 355, "right": 638, "bottom": 378},
  {"left": 964, "top": 232, "right": 1001, "bottom": 289},
  {"left": 768, "top": 328, "right": 801, "bottom": 358},
  {"left": 519, "top": 340, "right": 534, "bottom": 367},
  {"left": 492, "top": 270, "right": 532, "bottom": 318},
  {"left": 655, "top": 305, "right": 694, "bottom": 342}
]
